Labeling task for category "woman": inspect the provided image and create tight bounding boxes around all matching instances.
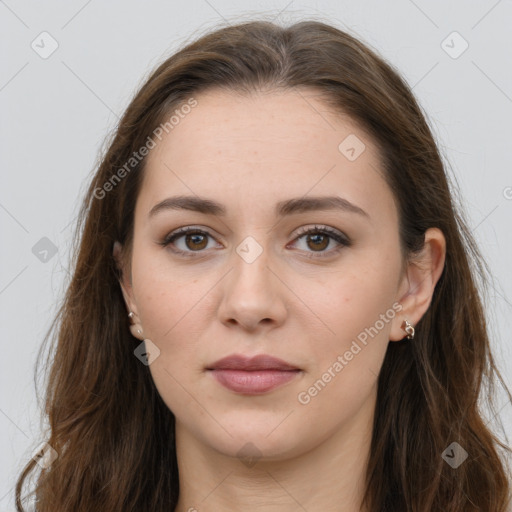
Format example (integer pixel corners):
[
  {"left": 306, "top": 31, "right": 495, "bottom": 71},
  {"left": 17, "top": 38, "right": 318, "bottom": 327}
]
[{"left": 15, "top": 19, "right": 511, "bottom": 512}]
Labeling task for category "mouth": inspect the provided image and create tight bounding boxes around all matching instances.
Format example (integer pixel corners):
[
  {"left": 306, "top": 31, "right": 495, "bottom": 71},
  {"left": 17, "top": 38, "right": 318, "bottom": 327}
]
[{"left": 206, "top": 354, "right": 302, "bottom": 395}]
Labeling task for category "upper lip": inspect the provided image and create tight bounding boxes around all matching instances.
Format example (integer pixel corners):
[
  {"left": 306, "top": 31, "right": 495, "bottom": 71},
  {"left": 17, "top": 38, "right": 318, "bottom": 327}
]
[{"left": 207, "top": 354, "right": 300, "bottom": 371}]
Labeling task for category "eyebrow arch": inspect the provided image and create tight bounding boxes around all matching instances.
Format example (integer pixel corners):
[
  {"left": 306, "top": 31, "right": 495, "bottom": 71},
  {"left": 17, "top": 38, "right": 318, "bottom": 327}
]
[{"left": 148, "top": 195, "right": 369, "bottom": 219}]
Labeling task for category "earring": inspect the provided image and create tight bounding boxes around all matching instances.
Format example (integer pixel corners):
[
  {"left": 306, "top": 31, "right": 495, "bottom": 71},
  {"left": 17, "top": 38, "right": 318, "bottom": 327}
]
[
  {"left": 128, "top": 311, "right": 144, "bottom": 338},
  {"left": 402, "top": 319, "right": 415, "bottom": 340}
]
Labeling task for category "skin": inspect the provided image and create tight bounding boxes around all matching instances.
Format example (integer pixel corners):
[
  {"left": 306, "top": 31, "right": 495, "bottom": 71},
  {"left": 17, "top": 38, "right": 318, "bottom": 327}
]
[{"left": 114, "top": 88, "right": 446, "bottom": 512}]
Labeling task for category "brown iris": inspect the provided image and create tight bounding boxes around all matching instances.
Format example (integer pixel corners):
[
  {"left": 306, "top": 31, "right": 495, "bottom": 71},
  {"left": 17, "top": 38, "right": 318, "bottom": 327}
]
[
  {"left": 185, "top": 232, "right": 208, "bottom": 251},
  {"left": 306, "top": 233, "right": 329, "bottom": 251}
]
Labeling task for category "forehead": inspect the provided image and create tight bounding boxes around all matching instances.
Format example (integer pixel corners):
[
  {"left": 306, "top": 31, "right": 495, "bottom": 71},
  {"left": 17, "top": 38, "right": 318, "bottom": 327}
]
[
  {"left": 138, "top": 88, "right": 397, "bottom": 226},
  {"left": 148, "top": 88, "right": 374, "bottom": 163}
]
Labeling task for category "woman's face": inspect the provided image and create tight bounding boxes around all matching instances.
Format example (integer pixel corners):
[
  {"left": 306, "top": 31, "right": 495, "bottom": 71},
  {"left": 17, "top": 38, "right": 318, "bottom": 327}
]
[{"left": 118, "top": 88, "right": 411, "bottom": 460}]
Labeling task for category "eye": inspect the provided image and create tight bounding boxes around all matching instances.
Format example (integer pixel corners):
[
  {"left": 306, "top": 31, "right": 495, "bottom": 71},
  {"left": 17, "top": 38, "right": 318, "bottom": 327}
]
[
  {"left": 158, "top": 226, "right": 219, "bottom": 257},
  {"left": 158, "top": 224, "right": 351, "bottom": 259},
  {"left": 289, "top": 225, "right": 351, "bottom": 258}
]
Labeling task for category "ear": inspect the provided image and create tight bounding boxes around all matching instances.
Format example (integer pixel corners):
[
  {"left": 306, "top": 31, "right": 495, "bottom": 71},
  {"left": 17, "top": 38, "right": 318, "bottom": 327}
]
[
  {"left": 389, "top": 227, "right": 446, "bottom": 341},
  {"left": 113, "top": 241, "right": 144, "bottom": 340}
]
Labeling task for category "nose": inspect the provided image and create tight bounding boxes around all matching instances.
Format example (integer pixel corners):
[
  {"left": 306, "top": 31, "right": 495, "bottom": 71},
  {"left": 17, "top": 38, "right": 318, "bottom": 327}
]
[{"left": 217, "top": 243, "right": 287, "bottom": 332}]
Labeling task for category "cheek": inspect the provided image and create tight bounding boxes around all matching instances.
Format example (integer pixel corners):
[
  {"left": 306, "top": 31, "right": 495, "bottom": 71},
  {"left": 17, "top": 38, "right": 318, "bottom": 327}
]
[
  {"left": 131, "top": 246, "right": 212, "bottom": 339},
  {"left": 294, "top": 292, "right": 394, "bottom": 430},
  {"left": 297, "top": 251, "right": 400, "bottom": 402},
  {"left": 130, "top": 249, "right": 217, "bottom": 398},
  {"left": 306, "top": 258, "right": 399, "bottom": 348},
  {"left": 132, "top": 269, "right": 211, "bottom": 416}
]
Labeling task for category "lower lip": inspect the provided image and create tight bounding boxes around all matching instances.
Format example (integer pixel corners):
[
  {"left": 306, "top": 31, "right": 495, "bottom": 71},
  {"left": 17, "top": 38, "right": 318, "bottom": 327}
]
[{"left": 208, "top": 369, "right": 301, "bottom": 394}]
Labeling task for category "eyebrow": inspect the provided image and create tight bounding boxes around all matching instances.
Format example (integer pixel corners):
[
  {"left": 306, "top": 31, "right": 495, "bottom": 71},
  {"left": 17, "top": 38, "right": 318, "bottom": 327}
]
[{"left": 148, "top": 195, "right": 369, "bottom": 219}]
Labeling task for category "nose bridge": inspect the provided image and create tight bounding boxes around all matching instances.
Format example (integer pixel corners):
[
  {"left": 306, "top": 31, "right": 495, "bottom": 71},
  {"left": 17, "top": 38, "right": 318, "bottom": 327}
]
[
  {"left": 233, "top": 238, "right": 271, "bottom": 293},
  {"left": 217, "top": 235, "right": 286, "bottom": 330}
]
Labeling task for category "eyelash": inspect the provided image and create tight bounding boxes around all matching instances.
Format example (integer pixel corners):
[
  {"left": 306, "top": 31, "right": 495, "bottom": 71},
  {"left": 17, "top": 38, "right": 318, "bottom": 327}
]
[{"left": 158, "top": 225, "right": 351, "bottom": 259}]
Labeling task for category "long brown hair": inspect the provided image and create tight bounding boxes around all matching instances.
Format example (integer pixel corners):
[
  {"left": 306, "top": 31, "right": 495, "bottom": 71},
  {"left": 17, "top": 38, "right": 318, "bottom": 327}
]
[{"left": 15, "top": 19, "right": 511, "bottom": 511}]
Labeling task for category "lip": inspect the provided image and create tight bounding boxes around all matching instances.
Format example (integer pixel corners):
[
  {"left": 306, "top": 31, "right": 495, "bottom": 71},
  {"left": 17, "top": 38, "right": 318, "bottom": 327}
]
[
  {"left": 207, "top": 354, "right": 300, "bottom": 371},
  {"left": 206, "top": 354, "right": 302, "bottom": 395}
]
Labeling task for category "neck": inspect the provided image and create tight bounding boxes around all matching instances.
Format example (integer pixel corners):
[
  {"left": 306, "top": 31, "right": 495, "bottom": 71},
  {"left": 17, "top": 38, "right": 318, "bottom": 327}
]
[{"left": 173, "top": 391, "right": 375, "bottom": 512}]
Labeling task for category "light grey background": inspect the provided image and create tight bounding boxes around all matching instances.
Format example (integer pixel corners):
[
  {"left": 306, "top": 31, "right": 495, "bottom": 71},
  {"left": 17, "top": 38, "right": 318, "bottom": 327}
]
[{"left": 1, "top": 1, "right": 511, "bottom": 510}]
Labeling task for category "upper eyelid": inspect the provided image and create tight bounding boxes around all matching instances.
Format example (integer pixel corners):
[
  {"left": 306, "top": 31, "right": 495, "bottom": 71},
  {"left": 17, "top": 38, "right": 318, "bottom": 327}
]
[
  {"left": 163, "top": 225, "right": 349, "bottom": 252},
  {"left": 165, "top": 224, "right": 347, "bottom": 241}
]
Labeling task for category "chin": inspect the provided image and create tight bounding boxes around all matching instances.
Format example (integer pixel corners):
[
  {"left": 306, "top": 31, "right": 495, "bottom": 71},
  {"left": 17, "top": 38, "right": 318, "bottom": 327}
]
[{"left": 191, "top": 412, "right": 307, "bottom": 461}]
